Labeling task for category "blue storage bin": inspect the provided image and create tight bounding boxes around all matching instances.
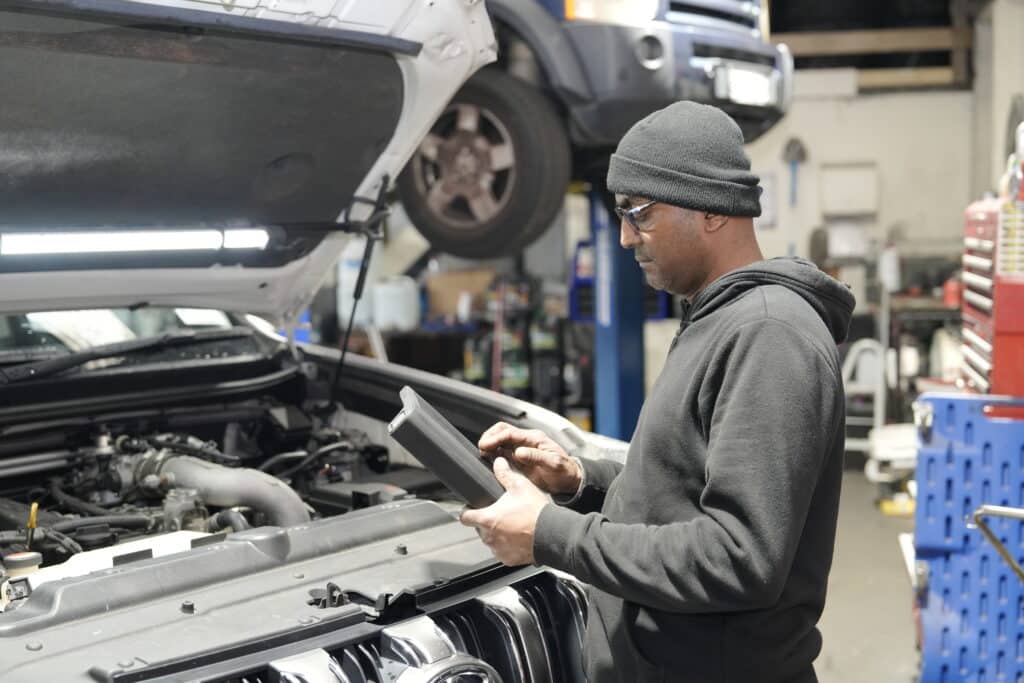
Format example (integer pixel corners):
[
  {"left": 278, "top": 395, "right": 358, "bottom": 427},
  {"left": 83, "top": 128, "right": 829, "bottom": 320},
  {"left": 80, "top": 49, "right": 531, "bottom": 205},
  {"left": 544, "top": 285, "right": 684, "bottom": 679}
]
[{"left": 915, "top": 393, "right": 1024, "bottom": 682}]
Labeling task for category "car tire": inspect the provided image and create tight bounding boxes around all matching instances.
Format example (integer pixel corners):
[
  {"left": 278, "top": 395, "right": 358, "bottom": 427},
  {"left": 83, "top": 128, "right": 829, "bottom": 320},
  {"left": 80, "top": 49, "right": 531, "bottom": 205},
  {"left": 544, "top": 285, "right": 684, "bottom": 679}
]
[{"left": 397, "top": 67, "right": 571, "bottom": 259}]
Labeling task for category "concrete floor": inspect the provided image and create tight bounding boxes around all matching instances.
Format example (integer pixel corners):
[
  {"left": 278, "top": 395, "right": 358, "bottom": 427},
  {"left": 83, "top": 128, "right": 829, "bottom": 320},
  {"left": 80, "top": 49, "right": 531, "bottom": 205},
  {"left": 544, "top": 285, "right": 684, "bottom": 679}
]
[{"left": 816, "top": 471, "right": 918, "bottom": 683}]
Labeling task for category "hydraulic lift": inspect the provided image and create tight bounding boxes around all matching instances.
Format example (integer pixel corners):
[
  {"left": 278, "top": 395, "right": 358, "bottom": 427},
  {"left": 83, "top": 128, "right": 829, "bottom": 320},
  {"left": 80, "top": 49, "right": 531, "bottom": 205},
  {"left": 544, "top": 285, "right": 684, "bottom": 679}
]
[{"left": 588, "top": 190, "right": 646, "bottom": 441}]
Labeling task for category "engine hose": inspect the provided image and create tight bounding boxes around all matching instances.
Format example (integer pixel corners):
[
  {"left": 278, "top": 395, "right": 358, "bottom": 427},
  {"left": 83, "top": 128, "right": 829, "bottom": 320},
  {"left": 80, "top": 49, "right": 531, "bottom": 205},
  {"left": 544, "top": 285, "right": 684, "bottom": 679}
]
[
  {"left": 145, "top": 437, "right": 239, "bottom": 464},
  {"left": 50, "top": 515, "right": 153, "bottom": 533},
  {"left": 49, "top": 481, "right": 109, "bottom": 516},
  {"left": 207, "top": 509, "right": 251, "bottom": 533},
  {"left": 256, "top": 450, "right": 308, "bottom": 472},
  {"left": 41, "top": 527, "right": 84, "bottom": 554},
  {"left": 0, "top": 530, "right": 28, "bottom": 547},
  {"left": 0, "top": 528, "right": 83, "bottom": 555},
  {"left": 136, "top": 454, "right": 309, "bottom": 527},
  {"left": 275, "top": 441, "right": 351, "bottom": 480}
]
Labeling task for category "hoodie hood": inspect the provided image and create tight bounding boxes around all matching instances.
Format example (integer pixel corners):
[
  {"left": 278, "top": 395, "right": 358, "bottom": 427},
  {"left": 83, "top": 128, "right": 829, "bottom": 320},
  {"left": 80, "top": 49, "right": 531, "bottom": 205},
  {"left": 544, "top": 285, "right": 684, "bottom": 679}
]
[{"left": 688, "top": 257, "right": 855, "bottom": 344}]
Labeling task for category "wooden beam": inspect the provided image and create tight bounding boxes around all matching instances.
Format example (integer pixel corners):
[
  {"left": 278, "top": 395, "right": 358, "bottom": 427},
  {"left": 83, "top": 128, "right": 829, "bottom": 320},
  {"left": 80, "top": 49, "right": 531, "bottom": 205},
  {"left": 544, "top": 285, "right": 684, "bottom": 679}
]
[
  {"left": 856, "top": 66, "right": 956, "bottom": 90},
  {"left": 950, "top": 0, "right": 971, "bottom": 85},
  {"left": 773, "top": 28, "right": 972, "bottom": 57}
]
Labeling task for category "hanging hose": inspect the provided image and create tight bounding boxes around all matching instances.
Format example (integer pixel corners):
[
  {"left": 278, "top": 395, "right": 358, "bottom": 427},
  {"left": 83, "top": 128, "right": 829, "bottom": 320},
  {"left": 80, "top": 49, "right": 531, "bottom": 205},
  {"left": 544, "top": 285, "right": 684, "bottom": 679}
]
[
  {"left": 256, "top": 450, "right": 309, "bottom": 472},
  {"left": 0, "top": 528, "right": 83, "bottom": 555},
  {"left": 50, "top": 515, "right": 153, "bottom": 534},
  {"left": 145, "top": 436, "right": 240, "bottom": 464},
  {"left": 207, "top": 509, "right": 251, "bottom": 533},
  {"left": 274, "top": 442, "right": 352, "bottom": 480},
  {"left": 49, "top": 480, "right": 108, "bottom": 516}
]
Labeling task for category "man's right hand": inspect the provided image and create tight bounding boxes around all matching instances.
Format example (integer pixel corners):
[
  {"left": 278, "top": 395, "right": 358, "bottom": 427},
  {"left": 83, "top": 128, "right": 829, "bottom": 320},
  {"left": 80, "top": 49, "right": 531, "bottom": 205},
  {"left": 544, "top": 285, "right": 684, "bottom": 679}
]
[{"left": 477, "top": 422, "right": 582, "bottom": 496}]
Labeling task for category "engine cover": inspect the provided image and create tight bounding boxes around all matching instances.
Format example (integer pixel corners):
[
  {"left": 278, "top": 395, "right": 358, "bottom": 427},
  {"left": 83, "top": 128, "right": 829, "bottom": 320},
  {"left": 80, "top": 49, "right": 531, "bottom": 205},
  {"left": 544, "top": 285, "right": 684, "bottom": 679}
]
[{"left": 0, "top": 500, "right": 495, "bottom": 680}]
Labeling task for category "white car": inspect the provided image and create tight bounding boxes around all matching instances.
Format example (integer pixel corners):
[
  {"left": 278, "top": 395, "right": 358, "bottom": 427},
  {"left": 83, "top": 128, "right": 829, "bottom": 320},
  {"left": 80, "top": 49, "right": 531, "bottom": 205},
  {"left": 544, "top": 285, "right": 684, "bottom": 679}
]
[{"left": 0, "top": 2, "right": 623, "bottom": 680}]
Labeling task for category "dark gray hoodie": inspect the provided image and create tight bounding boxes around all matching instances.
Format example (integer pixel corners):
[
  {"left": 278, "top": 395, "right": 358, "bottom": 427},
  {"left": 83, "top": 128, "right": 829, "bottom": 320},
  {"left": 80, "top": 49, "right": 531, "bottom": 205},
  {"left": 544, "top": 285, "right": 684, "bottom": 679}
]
[{"left": 534, "top": 258, "right": 855, "bottom": 683}]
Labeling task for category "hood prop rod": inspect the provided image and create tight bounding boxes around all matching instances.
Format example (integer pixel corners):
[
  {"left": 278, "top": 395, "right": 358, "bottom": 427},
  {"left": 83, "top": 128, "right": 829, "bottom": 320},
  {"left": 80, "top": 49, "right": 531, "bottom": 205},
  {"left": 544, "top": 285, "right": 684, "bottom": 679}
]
[{"left": 328, "top": 176, "right": 390, "bottom": 409}]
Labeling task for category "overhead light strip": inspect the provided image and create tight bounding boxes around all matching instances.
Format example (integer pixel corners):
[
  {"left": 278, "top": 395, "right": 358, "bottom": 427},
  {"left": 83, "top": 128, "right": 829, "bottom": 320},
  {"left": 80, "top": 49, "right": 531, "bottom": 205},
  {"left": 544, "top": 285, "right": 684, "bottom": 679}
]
[
  {"left": 0, "top": 229, "right": 269, "bottom": 255},
  {"left": 222, "top": 229, "right": 271, "bottom": 250}
]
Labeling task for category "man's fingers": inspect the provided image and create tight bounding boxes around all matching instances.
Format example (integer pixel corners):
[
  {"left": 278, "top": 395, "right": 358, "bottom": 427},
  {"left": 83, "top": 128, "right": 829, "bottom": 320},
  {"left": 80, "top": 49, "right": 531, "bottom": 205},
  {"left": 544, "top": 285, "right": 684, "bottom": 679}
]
[
  {"left": 478, "top": 422, "right": 516, "bottom": 450},
  {"left": 491, "top": 456, "right": 532, "bottom": 493},
  {"left": 492, "top": 456, "right": 518, "bottom": 490},
  {"left": 512, "top": 446, "right": 552, "bottom": 467},
  {"left": 478, "top": 422, "right": 511, "bottom": 442},
  {"left": 460, "top": 506, "right": 484, "bottom": 527},
  {"left": 478, "top": 423, "right": 544, "bottom": 451}
]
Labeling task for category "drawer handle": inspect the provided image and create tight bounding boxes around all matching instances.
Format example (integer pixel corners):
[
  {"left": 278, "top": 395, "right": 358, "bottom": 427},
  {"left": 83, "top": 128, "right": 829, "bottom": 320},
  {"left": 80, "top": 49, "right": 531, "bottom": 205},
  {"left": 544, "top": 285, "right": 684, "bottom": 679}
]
[
  {"left": 962, "top": 271, "right": 993, "bottom": 292},
  {"left": 962, "top": 363, "right": 990, "bottom": 392},
  {"left": 963, "top": 254, "right": 994, "bottom": 272},
  {"left": 962, "top": 327, "right": 993, "bottom": 354},
  {"left": 963, "top": 289, "right": 993, "bottom": 312},
  {"left": 964, "top": 237, "right": 995, "bottom": 253},
  {"left": 962, "top": 344, "right": 993, "bottom": 373}
]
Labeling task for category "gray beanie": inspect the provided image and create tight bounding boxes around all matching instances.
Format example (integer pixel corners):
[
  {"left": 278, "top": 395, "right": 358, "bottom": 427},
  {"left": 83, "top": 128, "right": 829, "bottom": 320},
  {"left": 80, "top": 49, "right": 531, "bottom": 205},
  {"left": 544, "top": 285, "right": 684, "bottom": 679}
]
[{"left": 607, "top": 101, "right": 762, "bottom": 217}]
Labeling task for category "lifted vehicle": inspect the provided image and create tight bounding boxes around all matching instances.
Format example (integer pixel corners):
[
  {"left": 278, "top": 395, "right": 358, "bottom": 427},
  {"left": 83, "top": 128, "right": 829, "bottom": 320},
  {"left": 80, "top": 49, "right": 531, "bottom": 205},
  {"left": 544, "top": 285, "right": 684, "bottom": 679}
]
[
  {"left": 398, "top": 0, "right": 793, "bottom": 258},
  {"left": 0, "top": 1, "right": 623, "bottom": 680}
]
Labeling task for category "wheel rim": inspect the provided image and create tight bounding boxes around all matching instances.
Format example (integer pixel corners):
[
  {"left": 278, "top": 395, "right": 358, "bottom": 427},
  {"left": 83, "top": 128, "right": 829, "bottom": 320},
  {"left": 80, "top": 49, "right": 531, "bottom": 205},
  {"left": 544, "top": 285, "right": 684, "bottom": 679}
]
[{"left": 409, "top": 102, "right": 517, "bottom": 230}]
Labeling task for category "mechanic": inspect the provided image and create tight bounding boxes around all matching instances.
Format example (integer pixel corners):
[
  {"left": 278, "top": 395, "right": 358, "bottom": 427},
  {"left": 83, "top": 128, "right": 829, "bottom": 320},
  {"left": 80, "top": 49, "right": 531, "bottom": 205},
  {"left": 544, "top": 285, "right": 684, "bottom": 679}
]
[{"left": 460, "top": 101, "right": 855, "bottom": 683}]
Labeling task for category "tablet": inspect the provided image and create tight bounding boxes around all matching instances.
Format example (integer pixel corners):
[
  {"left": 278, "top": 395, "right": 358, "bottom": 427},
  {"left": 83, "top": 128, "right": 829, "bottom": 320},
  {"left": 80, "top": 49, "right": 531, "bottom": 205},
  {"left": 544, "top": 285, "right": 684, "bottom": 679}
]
[{"left": 387, "top": 386, "right": 504, "bottom": 508}]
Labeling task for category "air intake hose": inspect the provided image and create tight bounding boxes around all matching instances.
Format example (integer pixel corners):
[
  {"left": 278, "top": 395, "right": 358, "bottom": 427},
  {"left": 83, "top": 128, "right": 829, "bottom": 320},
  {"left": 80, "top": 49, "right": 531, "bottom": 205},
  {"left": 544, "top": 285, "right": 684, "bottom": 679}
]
[{"left": 136, "top": 454, "right": 310, "bottom": 527}]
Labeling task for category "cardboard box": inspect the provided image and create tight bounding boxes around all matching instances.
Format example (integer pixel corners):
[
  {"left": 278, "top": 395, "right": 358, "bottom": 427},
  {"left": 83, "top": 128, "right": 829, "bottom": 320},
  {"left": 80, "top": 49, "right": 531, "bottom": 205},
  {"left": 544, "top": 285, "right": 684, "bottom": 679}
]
[{"left": 424, "top": 270, "right": 495, "bottom": 318}]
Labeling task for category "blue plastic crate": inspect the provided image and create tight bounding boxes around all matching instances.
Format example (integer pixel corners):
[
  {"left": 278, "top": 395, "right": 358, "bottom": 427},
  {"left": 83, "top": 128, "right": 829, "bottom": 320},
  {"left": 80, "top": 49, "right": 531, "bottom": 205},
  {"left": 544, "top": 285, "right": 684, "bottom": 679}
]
[
  {"left": 914, "top": 393, "right": 1024, "bottom": 682},
  {"left": 277, "top": 309, "right": 312, "bottom": 343},
  {"left": 916, "top": 396, "right": 1024, "bottom": 553}
]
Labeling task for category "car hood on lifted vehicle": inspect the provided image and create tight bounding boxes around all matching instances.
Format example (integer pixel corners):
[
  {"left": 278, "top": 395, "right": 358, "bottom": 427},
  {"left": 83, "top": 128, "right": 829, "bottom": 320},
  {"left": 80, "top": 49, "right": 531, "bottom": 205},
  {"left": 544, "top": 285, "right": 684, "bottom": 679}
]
[{"left": 0, "top": 0, "right": 495, "bottom": 326}]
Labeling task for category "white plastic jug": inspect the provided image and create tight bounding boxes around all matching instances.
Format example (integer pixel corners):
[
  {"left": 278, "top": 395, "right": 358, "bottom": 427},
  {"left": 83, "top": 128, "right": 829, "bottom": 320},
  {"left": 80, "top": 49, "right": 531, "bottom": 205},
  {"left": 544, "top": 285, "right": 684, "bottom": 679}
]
[{"left": 373, "top": 276, "right": 421, "bottom": 332}]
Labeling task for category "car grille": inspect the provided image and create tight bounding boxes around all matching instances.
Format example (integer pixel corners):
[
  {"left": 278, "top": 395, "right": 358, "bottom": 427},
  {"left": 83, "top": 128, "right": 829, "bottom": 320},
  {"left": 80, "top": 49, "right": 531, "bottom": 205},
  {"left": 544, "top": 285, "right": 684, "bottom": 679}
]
[
  {"left": 205, "top": 573, "right": 588, "bottom": 683},
  {"left": 668, "top": 1, "right": 758, "bottom": 29},
  {"left": 691, "top": 42, "right": 776, "bottom": 67}
]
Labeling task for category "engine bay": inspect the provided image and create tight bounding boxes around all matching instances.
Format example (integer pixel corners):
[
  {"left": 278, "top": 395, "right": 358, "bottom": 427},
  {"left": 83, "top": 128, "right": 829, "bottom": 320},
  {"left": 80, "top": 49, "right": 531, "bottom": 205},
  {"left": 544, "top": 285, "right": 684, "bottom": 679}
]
[
  {"left": 0, "top": 399, "right": 451, "bottom": 612},
  {"left": 0, "top": 343, "right": 587, "bottom": 682}
]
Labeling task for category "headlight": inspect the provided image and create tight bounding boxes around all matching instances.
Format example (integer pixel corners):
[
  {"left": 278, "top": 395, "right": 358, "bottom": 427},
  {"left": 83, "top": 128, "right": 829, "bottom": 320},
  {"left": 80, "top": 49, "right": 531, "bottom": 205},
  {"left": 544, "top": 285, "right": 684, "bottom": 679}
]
[{"left": 566, "top": 0, "right": 660, "bottom": 25}]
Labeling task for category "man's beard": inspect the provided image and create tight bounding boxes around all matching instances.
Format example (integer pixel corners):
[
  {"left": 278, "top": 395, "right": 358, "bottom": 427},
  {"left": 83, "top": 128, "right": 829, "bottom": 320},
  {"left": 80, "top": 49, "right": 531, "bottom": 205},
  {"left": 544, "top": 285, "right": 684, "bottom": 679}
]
[{"left": 641, "top": 266, "right": 666, "bottom": 291}]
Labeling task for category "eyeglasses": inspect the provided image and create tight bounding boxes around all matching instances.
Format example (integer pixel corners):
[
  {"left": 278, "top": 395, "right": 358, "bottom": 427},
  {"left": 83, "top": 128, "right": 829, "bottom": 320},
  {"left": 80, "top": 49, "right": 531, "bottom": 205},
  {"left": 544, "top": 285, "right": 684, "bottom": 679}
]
[{"left": 614, "top": 200, "right": 659, "bottom": 234}]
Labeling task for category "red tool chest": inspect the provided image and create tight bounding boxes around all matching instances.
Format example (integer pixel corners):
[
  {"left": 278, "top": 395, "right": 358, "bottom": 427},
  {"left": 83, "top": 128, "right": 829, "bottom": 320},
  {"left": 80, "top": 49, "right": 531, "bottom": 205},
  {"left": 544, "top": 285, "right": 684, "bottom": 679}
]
[{"left": 960, "top": 197, "right": 1024, "bottom": 396}]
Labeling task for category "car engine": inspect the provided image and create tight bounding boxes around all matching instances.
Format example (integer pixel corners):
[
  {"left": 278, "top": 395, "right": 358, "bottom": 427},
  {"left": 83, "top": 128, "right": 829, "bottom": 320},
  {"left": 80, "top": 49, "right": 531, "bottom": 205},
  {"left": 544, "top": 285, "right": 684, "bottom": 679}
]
[
  {"left": 0, "top": 402, "right": 430, "bottom": 611},
  {"left": 0, "top": 400, "right": 590, "bottom": 683}
]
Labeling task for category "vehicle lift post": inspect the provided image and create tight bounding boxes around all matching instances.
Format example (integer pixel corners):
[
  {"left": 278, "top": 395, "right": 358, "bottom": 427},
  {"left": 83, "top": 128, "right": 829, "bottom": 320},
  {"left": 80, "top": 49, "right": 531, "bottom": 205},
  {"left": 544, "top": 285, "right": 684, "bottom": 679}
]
[{"left": 589, "top": 190, "right": 645, "bottom": 441}]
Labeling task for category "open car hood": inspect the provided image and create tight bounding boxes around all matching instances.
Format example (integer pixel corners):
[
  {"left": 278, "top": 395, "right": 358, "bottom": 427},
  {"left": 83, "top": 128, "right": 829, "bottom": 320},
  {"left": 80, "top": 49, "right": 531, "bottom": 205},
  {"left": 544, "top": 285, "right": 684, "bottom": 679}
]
[{"left": 0, "top": 0, "right": 495, "bottom": 325}]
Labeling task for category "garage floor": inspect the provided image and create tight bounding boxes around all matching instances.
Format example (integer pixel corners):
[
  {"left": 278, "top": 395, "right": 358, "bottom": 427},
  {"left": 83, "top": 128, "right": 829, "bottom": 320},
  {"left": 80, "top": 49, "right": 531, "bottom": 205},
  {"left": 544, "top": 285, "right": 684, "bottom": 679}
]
[{"left": 817, "top": 471, "right": 918, "bottom": 683}]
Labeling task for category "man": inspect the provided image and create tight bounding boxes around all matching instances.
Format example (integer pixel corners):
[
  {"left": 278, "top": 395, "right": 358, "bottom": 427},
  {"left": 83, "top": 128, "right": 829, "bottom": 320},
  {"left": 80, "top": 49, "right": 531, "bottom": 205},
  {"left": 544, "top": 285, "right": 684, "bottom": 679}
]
[{"left": 460, "top": 101, "right": 855, "bottom": 682}]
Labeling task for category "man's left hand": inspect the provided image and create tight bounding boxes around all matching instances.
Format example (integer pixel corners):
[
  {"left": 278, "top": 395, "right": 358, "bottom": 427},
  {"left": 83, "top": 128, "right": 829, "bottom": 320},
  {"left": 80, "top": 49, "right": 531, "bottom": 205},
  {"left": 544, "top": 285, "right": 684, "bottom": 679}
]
[{"left": 460, "top": 457, "right": 549, "bottom": 566}]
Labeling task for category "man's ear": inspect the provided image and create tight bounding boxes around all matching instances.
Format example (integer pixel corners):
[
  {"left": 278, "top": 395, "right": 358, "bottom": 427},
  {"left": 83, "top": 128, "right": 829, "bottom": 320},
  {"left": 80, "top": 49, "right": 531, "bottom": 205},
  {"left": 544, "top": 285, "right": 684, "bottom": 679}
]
[{"left": 704, "top": 213, "right": 730, "bottom": 233}]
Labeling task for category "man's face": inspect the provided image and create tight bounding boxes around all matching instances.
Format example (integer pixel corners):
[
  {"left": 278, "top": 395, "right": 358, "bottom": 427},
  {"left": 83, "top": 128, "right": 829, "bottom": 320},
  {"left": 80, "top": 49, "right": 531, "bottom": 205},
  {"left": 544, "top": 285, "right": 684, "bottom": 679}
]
[{"left": 614, "top": 194, "right": 710, "bottom": 299}]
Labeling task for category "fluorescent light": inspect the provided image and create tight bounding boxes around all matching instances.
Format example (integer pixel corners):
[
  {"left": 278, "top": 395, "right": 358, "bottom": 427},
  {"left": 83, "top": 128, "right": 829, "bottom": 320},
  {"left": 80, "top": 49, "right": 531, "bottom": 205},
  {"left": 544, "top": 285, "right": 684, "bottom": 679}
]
[
  {"left": 175, "top": 308, "right": 233, "bottom": 327},
  {"left": 1, "top": 230, "right": 222, "bottom": 255},
  {"left": 0, "top": 229, "right": 270, "bottom": 255},
  {"left": 223, "top": 229, "right": 270, "bottom": 250}
]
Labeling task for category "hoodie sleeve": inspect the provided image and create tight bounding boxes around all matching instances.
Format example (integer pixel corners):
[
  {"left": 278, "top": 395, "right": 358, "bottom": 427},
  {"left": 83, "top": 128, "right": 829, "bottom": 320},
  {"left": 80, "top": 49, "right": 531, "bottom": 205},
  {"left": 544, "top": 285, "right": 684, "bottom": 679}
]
[
  {"left": 533, "top": 319, "right": 842, "bottom": 613},
  {"left": 553, "top": 454, "right": 624, "bottom": 514}
]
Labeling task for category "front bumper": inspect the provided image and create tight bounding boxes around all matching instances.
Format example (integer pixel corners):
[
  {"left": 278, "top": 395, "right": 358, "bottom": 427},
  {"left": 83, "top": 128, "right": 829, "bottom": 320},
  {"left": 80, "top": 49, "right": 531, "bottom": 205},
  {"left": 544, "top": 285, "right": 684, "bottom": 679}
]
[
  {"left": 0, "top": 498, "right": 589, "bottom": 682},
  {"left": 563, "top": 18, "right": 792, "bottom": 146}
]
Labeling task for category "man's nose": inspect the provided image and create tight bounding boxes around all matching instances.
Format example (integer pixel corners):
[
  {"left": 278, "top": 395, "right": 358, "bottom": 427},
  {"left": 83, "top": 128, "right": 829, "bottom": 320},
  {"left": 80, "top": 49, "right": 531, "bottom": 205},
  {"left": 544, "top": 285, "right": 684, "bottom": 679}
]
[{"left": 619, "top": 222, "right": 640, "bottom": 249}]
